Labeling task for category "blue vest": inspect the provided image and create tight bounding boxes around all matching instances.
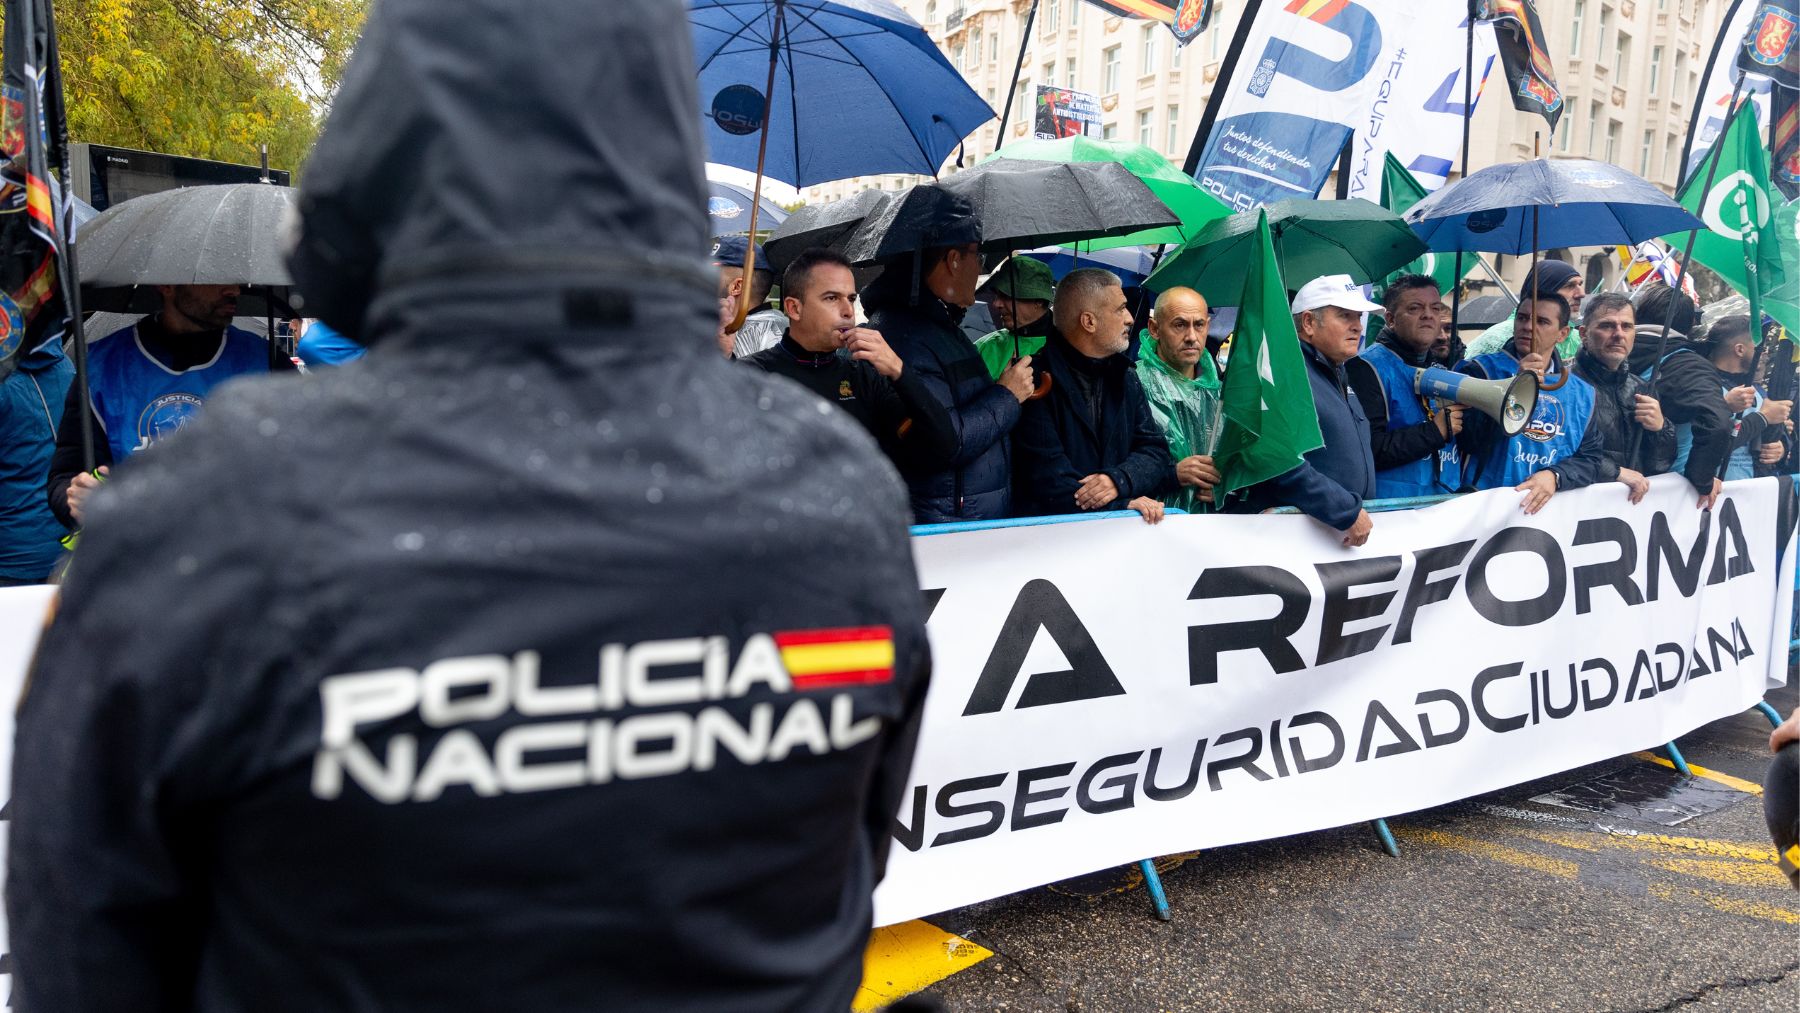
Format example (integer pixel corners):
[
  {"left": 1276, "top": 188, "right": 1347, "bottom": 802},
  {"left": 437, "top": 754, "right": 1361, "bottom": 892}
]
[
  {"left": 88, "top": 322, "right": 270, "bottom": 464},
  {"left": 1466, "top": 351, "right": 1594, "bottom": 489},
  {"left": 1359, "top": 343, "right": 1461, "bottom": 497}
]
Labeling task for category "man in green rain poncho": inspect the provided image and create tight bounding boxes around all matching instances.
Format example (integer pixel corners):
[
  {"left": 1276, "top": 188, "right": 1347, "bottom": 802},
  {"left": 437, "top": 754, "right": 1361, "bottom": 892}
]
[
  {"left": 972, "top": 256, "right": 1057, "bottom": 380},
  {"left": 1136, "top": 286, "right": 1224, "bottom": 512}
]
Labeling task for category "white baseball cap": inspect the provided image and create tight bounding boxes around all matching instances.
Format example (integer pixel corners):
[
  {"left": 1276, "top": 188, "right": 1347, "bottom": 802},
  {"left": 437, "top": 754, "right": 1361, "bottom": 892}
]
[{"left": 1290, "top": 274, "right": 1383, "bottom": 315}]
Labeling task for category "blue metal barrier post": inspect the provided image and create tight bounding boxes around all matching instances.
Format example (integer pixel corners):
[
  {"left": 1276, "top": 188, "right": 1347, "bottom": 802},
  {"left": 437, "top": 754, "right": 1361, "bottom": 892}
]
[{"left": 1138, "top": 860, "right": 1171, "bottom": 921}]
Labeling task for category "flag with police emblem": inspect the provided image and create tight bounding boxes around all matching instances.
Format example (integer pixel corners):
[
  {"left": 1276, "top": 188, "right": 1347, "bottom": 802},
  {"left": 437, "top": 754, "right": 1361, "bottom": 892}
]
[
  {"left": 1079, "top": 0, "right": 1213, "bottom": 44},
  {"left": 1476, "top": 0, "right": 1563, "bottom": 132},
  {"left": 1737, "top": 1, "right": 1798, "bottom": 92},
  {"left": 1670, "top": 101, "right": 1786, "bottom": 341},
  {"left": 0, "top": 0, "right": 68, "bottom": 384}
]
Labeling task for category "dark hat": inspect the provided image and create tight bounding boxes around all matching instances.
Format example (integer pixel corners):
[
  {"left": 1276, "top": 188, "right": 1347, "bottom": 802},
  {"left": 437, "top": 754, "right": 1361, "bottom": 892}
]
[
  {"left": 1516, "top": 259, "right": 1580, "bottom": 301},
  {"left": 978, "top": 257, "right": 1055, "bottom": 303},
  {"left": 712, "top": 234, "right": 769, "bottom": 272}
]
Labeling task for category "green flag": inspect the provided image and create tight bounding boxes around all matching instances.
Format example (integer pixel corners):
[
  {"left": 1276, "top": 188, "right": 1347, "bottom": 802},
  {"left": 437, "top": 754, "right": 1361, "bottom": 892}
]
[
  {"left": 1769, "top": 196, "right": 1799, "bottom": 335},
  {"left": 1377, "top": 153, "right": 1463, "bottom": 298},
  {"left": 1214, "top": 210, "right": 1324, "bottom": 499},
  {"left": 1668, "top": 101, "right": 1787, "bottom": 340}
]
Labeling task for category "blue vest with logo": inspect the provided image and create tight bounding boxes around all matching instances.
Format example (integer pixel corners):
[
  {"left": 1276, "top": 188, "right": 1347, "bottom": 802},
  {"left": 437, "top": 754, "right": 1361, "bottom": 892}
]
[
  {"left": 88, "top": 322, "right": 269, "bottom": 464},
  {"left": 1359, "top": 343, "right": 1462, "bottom": 497},
  {"left": 1466, "top": 351, "right": 1594, "bottom": 489}
]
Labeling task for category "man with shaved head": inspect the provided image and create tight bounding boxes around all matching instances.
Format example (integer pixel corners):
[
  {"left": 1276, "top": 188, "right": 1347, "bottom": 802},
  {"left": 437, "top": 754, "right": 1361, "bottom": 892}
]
[
  {"left": 1137, "top": 286, "right": 1222, "bottom": 511},
  {"left": 1011, "top": 268, "right": 1175, "bottom": 522}
]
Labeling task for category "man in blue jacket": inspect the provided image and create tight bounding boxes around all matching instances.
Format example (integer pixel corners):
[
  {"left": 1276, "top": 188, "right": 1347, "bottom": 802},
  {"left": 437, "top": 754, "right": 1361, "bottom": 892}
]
[
  {"left": 1237, "top": 275, "right": 1378, "bottom": 546},
  {"left": 1011, "top": 268, "right": 1175, "bottom": 522},
  {"left": 863, "top": 191, "right": 1034, "bottom": 523},
  {"left": 0, "top": 336, "right": 72, "bottom": 584}
]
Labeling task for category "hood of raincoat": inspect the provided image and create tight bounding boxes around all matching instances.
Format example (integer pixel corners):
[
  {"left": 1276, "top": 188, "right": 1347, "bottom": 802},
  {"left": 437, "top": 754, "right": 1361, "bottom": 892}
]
[
  {"left": 286, "top": 0, "right": 716, "bottom": 345},
  {"left": 1135, "top": 328, "right": 1219, "bottom": 390}
]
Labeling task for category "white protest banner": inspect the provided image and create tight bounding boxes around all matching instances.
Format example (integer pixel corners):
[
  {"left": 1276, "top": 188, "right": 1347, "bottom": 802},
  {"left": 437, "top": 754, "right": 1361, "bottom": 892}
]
[
  {"left": 873, "top": 478, "right": 1795, "bottom": 926},
  {"left": 1194, "top": 0, "right": 1478, "bottom": 211},
  {"left": 1342, "top": 8, "right": 1499, "bottom": 199},
  {"left": 0, "top": 585, "right": 56, "bottom": 1003}
]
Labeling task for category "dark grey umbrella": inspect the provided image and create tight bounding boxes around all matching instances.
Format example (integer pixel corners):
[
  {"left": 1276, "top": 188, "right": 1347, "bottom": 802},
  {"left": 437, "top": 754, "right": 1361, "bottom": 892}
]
[
  {"left": 764, "top": 189, "right": 892, "bottom": 273},
  {"left": 77, "top": 183, "right": 296, "bottom": 315},
  {"left": 937, "top": 159, "right": 1177, "bottom": 253}
]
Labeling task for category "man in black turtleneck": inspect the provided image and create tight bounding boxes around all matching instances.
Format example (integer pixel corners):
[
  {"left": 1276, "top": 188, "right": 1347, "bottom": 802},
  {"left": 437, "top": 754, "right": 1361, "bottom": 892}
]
[
  {"left": 742, "top": 248, "right": 956, "bottom": 471},
  {"left": 1569, "top": 292, "right": 1674, "bottom": 503},
  {"left": 1346, "top": 274, "right": 1464, "bottom": 498},
  {"left": 47, "top": 283, "right": 285, "bottom": 529}
]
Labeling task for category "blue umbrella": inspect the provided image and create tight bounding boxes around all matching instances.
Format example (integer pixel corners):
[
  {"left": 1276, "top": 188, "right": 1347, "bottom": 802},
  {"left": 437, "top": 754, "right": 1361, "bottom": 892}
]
[
  {"left": 1021, "top": 244, "right": 1157, "bottom": 285},
  {"left": 705, "top": 176, "right": 788, "bottom": 237},
  {"left": 1404, "top": 158, "right": 1704, "bottom": 254},
  {"left": 689, "top": 0, "right": 994, "bottom": 188}
]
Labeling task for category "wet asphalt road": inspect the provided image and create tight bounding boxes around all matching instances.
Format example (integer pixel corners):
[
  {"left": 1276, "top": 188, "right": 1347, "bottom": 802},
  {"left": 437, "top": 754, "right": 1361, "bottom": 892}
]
[{"left": 916, "top": 674, "right": 1800, "bottom": 1012}]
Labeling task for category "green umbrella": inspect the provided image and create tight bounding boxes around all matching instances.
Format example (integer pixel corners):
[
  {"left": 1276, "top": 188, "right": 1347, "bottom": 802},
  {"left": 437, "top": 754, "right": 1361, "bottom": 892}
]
[
  {"left": 986, "top": 136, "right": 1229, "bottom": 251},
  {"left": 1145, "top": 198, "right": 1428, "bottom": 306}
]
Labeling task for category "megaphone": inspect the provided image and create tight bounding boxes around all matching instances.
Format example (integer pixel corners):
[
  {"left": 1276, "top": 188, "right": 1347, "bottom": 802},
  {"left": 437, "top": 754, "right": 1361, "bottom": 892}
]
[{"left": 1414, "top": 366, "right": 1539, "bottom": 436}]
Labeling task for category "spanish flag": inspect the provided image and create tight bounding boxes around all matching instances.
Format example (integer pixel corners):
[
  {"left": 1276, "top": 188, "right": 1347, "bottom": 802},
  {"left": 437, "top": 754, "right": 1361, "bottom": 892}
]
[{"left": 774, "top": 626, "right": 895, "bottom": 689}]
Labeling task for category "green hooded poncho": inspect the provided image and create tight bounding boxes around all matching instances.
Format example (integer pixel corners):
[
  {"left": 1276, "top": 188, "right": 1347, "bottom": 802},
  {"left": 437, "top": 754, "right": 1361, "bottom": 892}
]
[{"left": 1134, "top": 328, "right": 1221, "bottom": 513}]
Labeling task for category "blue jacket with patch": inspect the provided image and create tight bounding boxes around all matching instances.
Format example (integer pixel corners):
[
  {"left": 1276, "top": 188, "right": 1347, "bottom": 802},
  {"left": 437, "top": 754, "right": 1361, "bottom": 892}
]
[
  {"left": 1458, "top": 350, "right": 1612, "bottom": 491},
  {"left": 0, "top": 340, "right": 72, "bottom": 580}
]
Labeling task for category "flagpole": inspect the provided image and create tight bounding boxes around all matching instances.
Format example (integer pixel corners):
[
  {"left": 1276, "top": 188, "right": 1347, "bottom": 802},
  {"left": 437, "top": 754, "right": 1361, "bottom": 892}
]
[
  {"left": 22, "top": 0, "right": 92, "bottom": 472},
  {"left": 1449, "top": 0, "right": 1476, "bottom": 347},
  {"left": 1637, "top": 75, "right": 1749, "bottom": 465},
  {"left": 992, "top": 0, "right": 1041, "bottom": 153},
  {"left": 1677, "top": 0, "right": 1746, "bottom": 185}
]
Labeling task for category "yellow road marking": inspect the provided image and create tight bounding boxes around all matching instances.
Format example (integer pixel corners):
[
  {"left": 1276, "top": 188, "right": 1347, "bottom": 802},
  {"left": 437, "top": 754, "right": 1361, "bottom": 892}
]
[
  {"left": 1645, "top": 857, "right": 1794, "bottom": 890},
  {"left": 1511, "top": 828, "right": 1778, "bottom": 863},
  {"left": 1631, "top": 751, "right": 1764, "bottom": 795},
  {"left": 854, "top": 919, "right": 993, "bottom": 1012},
  {"left": 1395, "top": 827, "right": 1579, "bottom": 879},
  {"left": 1649, "top": 882, "right": 1800, "bottom": 925}
]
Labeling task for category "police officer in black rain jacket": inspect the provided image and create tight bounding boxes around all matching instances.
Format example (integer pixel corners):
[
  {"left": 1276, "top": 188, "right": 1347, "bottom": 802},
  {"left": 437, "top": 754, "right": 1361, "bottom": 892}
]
[{"left": 7, "top": 3, "right": 931, "bottom": 1011}]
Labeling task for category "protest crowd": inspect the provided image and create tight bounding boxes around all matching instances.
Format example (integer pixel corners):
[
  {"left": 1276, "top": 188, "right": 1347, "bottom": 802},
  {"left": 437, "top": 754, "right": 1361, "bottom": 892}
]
[{"left": 0, "top": 0, "right": 1795, "bottom": 1010}]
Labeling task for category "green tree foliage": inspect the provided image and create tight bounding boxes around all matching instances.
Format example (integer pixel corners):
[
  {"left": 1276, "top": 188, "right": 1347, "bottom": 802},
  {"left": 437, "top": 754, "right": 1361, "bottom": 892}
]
[{"left": 4, "top": 0, "right": 366, "bottom": 177}]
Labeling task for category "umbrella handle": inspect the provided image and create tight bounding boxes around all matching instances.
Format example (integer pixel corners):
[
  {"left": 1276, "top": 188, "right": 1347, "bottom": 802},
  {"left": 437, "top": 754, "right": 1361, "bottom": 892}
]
[{"left": 1029, "top": 373, "right": 1053, "bottom": 400}]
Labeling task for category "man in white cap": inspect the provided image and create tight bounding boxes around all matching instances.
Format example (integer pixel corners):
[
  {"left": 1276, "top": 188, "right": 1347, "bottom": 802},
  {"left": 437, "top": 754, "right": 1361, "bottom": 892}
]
[{"left": 1237, "top": 275, "right": 1378, "bottom": 547}]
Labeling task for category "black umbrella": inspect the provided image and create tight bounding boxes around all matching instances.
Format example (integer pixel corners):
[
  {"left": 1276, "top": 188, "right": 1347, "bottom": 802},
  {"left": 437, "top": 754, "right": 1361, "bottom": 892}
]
[
  {"left": 939, "top": 159, "right": 1178, "bottom": 252},
  {"left": 76, "top": 183, "right": 296, "bottom": 317},
  {"left": 764, "top": 189, "right": 892, "bottom": 274},
  {"left": 838, "top": 161, "right": 1177, "bottom": 265}
]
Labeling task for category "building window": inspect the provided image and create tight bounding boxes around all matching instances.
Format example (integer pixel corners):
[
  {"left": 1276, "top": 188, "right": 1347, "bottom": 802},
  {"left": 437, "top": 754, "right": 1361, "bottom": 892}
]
[
  {"left": 1604, "top": 120, "right": 1620, "bottom": 163},
  {"left": 1615, "top": 32, "right": 1630, "bottom": 74},
  {"left": 1170, "top": 31, "right": 1183, "bottom": 69},
  {"left": 1596, "top": 5, "right": 1611, "bottom": 63},
  {"left": 1043, "top": 61, "right": 1056, "bottom": 86},
  {"left": 1210, "top": 5, "right": 1227, "bottom": 60},
  {"left": 1639, "top": 129, "right": 1654, "bottom": 176},
  {"left": 1167, "top": 105, "right": 1181, "bottom": 153},
  {"left": 1043, "top": 0, "right": 1059, "bottom": 34},
  {"left": 1103, "top": 46, "right": 1121, "bottom": 93},
  {"left": 990, "top": 29, "right": 999, "bottom": 62},
  {"left": 1570, "top": 0, "right": 1585, "bottom": 58},
  {"left": 1141, "top": 24, "right": 1158, "bottom": 75},
  {"left": 952, "top": 42, "right": 964, "bottom": 67},
  {"left": 1587, "top": 100, "right": 1602, "bottom": 155},
  {"left": 1557, "top": 110, "right": 1573, "bottom": 152},
  {"left": 1137, "top": 108, "right": 1153, "bottom": 146},
  {"left": 1102, "top": 122, "right": 1118, "bottom": 141},
  {"left": 1649, "top": 45, "right": 1662, "bottom": 93},
  {"left": 968, "top": 28, "right": 981, "bottom": 67},
  {"left": 1067, "top": 57, "right": 1078, "bottom": 89}
]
